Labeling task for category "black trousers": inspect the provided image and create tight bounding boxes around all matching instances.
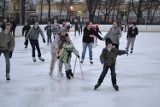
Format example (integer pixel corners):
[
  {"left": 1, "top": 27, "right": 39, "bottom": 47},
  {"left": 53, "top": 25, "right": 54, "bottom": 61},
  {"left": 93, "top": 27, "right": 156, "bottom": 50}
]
[
  {"left": 29, "top": 39, "right": 41, "bottom": 57},
  {"left": 24, "top": 34, "right": 28, "bottom": 47},
  {"left": 98, "top": 64, "right": 117, "bottom": 85}
]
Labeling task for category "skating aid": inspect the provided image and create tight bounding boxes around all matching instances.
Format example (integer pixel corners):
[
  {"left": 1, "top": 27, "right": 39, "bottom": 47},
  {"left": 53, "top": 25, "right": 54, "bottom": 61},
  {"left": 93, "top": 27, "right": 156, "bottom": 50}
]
[{"left": 73, "top": 57, "right": 84, "bottom": 80}]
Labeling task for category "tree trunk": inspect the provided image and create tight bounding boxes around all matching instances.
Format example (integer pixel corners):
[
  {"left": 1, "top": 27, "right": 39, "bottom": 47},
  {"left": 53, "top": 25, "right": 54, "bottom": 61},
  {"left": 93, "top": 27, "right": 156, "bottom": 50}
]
[
  {"left": 40, "top": 0, "right": 43, "bottom": 22},
  {"left": 2, "top": 0, "right": 6, "bottom": 18}
]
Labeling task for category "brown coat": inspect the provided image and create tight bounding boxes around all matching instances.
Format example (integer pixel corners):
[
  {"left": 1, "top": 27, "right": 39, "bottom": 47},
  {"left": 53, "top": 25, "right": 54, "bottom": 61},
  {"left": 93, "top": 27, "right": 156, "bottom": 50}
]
[
  {"left": 0, "top": 31, "right": 15, "bottom": 51},
  {"left": 100, "top": 47, "right": 126, "bottom": 66}
]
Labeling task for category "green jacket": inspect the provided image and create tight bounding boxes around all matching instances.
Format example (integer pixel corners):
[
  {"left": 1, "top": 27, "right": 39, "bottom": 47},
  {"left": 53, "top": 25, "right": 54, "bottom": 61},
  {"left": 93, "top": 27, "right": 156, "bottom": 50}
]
[
  {"left": 0, "top": 31, "right": 15, "bottom": 51},
  {"left": 100, "top": 47, "right": 126, "bottom": 66},
  {"left": 59, "top": 42, "right": 79, "bottom": 63}
]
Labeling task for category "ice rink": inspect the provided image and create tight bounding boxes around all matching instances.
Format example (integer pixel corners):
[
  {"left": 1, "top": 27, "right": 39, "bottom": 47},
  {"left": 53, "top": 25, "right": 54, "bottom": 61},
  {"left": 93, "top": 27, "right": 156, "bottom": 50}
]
[{"left": 0, "top": 31, "right": 160, "bottom": 107}]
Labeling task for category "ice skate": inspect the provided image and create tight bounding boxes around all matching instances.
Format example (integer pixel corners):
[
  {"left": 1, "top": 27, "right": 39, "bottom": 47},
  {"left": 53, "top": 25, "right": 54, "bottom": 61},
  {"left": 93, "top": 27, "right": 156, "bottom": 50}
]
[
  {"left": 6, "top": 73, "right": 10, "bottom": 81},
  {"left": 33, "top": 57, "right": 36, "bottom": 62},
  {"left": 39, "top": 57, "right": 45, "bottom": 62}
]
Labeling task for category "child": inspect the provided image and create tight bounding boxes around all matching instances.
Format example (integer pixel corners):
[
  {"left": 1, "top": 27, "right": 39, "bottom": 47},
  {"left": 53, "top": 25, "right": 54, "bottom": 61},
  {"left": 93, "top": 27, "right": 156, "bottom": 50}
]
[
  {"left": 58, "top": 41, "right": 80, "bottom": 79},
  {"left": 95, "top": 24, "right": 102, "bottom": 46},
  {"left": 126, "top": 22, "right": 138, "bottom": 53},
  {"left": 94, "top": 38, "right": 128, "bottom": 91},
  {"left": 44, "top": 21, "right": 52, "bottom": 45}
]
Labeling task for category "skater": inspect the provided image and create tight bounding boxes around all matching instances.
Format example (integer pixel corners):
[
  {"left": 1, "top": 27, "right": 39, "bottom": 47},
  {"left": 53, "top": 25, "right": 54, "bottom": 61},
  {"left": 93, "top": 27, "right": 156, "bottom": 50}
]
[
  {"left": 81, "top": 22, "right": 103, "bottom": 64},
  {"left": 22, "top": 21, "right": 31, "bottom": 48},
  {"left": 66, "top": 20, "right": 71, "bottom": 32},
  {"left": 79, "top": 20, "right": 84, "bottom": 35},
  {"left": 103, "top": 21, "right": 122, "bottom": 49},
  {"left": 72, "top": 19, "right": 80, "bottom": 36},
  {"left": 10, "top": 18, "right": 16, "bottom": 37},
  {"left": 49, "top": 28, "right": 70, "bottom": 77},
  {"left": 0, "top": 23, "right": 15, "bottom": 80},
  {"left": 58, "top": 41, "right": 80, "bottom": 79},
  {"left": 94, "top": 38, "right": 128, "bottom": 91},
  {"left": 25, "top": 21, "right": 46, "bottom": 62},
  {"left": 52, "top": 19, "right": 60, "bottom": 39},
  {"left": 94, "top": 24, "right": 102, "bottom": 46},
  {"left": 1, "top": 18, "right": 8, "bottom": 31},
  {"left": 126, "top": 22, "right": 138, "bottom": 53},
  {"left": 45, "top": 21, "right": 52, "bottom": 45}
]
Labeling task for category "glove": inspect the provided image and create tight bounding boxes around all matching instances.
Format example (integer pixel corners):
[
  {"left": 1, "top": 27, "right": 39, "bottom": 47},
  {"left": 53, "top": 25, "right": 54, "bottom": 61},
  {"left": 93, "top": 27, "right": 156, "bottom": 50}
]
[
  {"left": 77, "top": 55, "right": 80, "bottom": 58},
  {"left": 9, "top": 51, "right": 13, "bottom": 58},
  {"left": 43, "top": 38, "right": 46, "bottom": 43},
  {"left": 57, "top": 56, "right": 60, "bottom": 59}
]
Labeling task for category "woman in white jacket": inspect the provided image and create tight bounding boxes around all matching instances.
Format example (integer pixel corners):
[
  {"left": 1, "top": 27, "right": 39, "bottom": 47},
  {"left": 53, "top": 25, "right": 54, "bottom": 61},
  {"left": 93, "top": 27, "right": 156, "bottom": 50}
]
[
  {"left": 49, "top": 28, "right": 70, "bottom": 78},
  {"left": 103, "top": 21, "right": 122, "bottom": 49}
]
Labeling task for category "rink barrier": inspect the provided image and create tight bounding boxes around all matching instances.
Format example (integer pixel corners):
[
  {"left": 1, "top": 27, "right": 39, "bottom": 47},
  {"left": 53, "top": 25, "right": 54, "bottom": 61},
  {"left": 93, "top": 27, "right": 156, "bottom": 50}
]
[{"left": 14, "top": 25, "right": 160, "bottom": 37}]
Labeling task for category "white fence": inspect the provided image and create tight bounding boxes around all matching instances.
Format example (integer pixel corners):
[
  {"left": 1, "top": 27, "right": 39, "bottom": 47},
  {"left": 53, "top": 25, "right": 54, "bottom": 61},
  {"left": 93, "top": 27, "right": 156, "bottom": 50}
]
[{"left": 11, "top": 25, "right": 160, "bottom": 36}]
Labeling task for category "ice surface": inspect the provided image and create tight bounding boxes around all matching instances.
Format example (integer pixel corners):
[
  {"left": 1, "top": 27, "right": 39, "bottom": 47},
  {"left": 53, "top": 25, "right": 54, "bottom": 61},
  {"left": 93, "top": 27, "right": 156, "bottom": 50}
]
[{"left": 0, "top": 31, "right": 160, "bottom": 107}]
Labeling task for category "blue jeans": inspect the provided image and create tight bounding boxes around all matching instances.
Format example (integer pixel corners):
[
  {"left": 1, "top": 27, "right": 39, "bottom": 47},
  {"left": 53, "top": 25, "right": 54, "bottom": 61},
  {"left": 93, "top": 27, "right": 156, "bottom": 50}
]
[
  {"left": 81, "top": 42, "right": 93, "bottom": 60},
  {"left": 0, "top": 50, "right": 10, "bottom": 73}
]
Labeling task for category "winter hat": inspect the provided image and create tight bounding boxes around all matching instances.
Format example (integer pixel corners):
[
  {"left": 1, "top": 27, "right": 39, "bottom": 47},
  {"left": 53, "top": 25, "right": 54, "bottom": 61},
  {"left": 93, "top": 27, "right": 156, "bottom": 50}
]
[
  {"left": 59, "top": 28, "right": 67, "bottom": 33},
  {"left": 105, "top": 38, "right": 112, "bottom": 46}
]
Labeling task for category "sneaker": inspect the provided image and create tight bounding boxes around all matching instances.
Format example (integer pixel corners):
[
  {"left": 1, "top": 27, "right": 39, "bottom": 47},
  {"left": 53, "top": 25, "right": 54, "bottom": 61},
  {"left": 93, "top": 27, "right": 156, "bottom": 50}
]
[
  {"left": 80, "top": 59, "right": 84, "bottom": 63},
  {"left": 113, "top": 84, "right": 119, "bottom": 91},
  {"left": 130, "top": 50, "right": 133, "bottom": 53},
  {"left": 39, "top": 57, "right": 45, "bottom": 61},
  {"left": 6, "top": 73, "right": 10, "bottom": 81},
  {"left": 33, "top": 57, "right": 36, "bottom": 62},
  {"left": 90, "top": 60, "right": 93, "bottom": 64},
  {"left": 94, "top": 83, "right": 101, "bottom": 90},
  {"left": 68, "top": 69, "right": 74, "bottom": 77}
]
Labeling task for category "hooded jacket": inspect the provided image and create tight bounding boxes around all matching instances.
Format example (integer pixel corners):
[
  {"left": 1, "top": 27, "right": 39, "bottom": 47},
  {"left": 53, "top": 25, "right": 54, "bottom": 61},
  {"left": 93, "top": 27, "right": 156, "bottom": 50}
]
[
  {"left": 0, "top": 31, "right": 15, "bottom": 51},
  {"left": 26, "top": 26, "right": 45, "bottom": 40},
  {"left": 100, "top": 47, "right": 126, "bottom": 66}
]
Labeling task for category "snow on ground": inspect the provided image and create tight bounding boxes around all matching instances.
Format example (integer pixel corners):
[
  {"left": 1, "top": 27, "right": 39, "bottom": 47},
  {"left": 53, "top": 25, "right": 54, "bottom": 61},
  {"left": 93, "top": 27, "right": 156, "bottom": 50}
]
[{"left": 0, "top": 31, "right": 160, "bottom": 107}]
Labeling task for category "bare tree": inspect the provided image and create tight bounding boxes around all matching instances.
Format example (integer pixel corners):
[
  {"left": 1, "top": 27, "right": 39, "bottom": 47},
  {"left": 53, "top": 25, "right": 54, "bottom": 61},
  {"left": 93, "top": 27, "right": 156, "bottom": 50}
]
[
  {"left": 86, "top": 0, "right": 101, "bottom": 22},
  {"left": 40, "top": 0, "right": 44, "bottom": 22},
  {"left": 46, "top": 0, "right": 51, "bottom": 21},
  {"left": 131, "top": 0, "right": 149, "bottom": 24},
  {"left": 59, "top": 0, "right": 65, "bottom": 21},
  {"left": 146, "top": 0, "right": 160, "bottom": 24}
]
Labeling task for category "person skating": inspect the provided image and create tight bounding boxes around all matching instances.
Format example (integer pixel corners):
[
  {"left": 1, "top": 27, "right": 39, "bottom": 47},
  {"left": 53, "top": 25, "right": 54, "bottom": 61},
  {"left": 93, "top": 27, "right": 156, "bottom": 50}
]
[
  {"left": 126, "top": 22, "right": 138, "bottom": 53},
  {"left": 81, "top": 22, "right": 103, "bottom": 64},
  {"left": 72, "top": 20, "right": 80, "bottom": 36},
  {"left": 10, "top": 18, "right": 16, "bottom": 37},
  {"left": 58, "top": 41, "right": 80, "bottom": 79},
  {"left": 103, "top": 21, "right": 122, "bottom": 49},
  {"left": 94, "top": 24, "right": 102, "bottom": 46},
  {"left": 0, "top": 23, "right": 15, "bottom": 80},
  {"left": 49, "top": 28, "right": 70, "bottom": 78},
  {"left": 22, "top": 21, "right": 31, "bottom": 48},
  {"left": 52, "top": 19, "right": 60, "bottom": 39},
  {"left": 94, "top": 38, "right": 128, "bottom": 91},
  {"left": 25, "top": 21, "right": 46, "bottom": 62},
  {"left": 45, "top": 21, "right": 52, "bottom": 45}
]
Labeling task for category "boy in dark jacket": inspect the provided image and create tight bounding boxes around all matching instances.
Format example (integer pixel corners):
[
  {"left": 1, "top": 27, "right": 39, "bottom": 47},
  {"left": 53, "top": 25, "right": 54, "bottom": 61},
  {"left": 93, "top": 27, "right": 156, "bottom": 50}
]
[{"left": 94, "top": 38, "right": 128, "bottom": 91}]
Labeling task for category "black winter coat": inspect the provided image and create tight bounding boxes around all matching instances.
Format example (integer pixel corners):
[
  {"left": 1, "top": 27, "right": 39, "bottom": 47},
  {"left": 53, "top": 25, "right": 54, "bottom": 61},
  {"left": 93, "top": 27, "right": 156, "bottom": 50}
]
[
  {"left": 22, "top": 25, "right": 31, "bottom": 36},
  {"left": 83, "top": 27, "right": 102, "bottom": 43},
  {"left": 127, "top": 27, "right": 138, "bottom": 38}
]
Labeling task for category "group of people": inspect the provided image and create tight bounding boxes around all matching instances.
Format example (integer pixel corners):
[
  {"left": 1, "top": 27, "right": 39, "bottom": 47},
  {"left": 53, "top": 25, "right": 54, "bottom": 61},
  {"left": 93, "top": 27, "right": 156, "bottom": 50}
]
[{"left": 0, "top": 18, "right": 139, "bottom": 92}]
